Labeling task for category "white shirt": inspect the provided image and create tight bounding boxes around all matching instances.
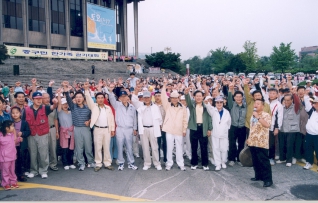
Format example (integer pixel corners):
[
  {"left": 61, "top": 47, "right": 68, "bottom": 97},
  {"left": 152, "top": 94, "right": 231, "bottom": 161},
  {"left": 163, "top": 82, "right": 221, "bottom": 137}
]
[
  {"left": 142, "top": 105, "right": 154, "bottom": 126},
  {"left": 95, "top": 107, "right": 108, "bottom": 127},
  {"left": 306, "top": 111, "right": 318, "bottom": 135}
]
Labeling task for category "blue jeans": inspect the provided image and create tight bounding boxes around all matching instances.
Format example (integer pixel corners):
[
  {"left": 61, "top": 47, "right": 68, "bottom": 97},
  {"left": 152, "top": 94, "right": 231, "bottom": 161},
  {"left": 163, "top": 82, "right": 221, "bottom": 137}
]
[{"left": 110, "top": 136, "right": 118, "bottom": 159}]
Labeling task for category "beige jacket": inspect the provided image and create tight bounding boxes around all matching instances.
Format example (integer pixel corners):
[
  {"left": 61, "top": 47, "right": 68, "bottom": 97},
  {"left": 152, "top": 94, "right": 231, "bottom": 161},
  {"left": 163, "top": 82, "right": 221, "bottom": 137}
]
[
  {"left": 84, "top": 91, "right": 115, "bottom": 132},
  {"left": 161, "top": 88, "right": 188, "bottom": 135}
]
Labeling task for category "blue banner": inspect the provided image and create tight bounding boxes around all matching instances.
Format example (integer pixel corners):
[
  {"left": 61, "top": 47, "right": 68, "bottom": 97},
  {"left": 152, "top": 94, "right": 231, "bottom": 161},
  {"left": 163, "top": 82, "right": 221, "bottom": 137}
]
[{"left": 87, "top": 3, "right": 116, "bottom": 50}]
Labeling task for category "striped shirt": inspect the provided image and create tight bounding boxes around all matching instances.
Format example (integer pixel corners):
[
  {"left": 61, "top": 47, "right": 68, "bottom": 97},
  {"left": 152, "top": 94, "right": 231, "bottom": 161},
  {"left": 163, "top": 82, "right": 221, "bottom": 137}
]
[{"left": 65, "top": 92, "right": 91, "bottom": 127}]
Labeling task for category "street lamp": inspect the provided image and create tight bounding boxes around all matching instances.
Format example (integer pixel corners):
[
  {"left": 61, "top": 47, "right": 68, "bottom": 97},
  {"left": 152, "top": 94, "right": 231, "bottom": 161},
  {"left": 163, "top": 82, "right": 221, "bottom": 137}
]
[{"left": 151, "top": 47, "right": 152, "bottom": 54}]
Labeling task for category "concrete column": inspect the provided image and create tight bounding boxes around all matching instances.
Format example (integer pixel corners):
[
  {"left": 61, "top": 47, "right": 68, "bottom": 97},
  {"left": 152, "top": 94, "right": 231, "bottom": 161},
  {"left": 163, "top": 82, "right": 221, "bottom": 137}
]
[
  {"left": 22, "top": 0, "right": 29, "bottom": 47},
  {"left": 133, "top": 0, "right": 138, "bottom": 58},
  {"left": 123, "top": 0, "right": 127, "bottom": 56},
  {"left": 119, "top": 2, "right": 124, "bottom": 56},
  {"left": 45, "top": 0, "right": 51, "bottom": 51},
  {"left": 97, "top": 0, "right": 100, "bottom": 5},
  {"left": 0, "top": 0, "right": 3, "bottom": 44},
  {"left": 82, "top": 0, "right": 87, "bottom": 53},
  {"left": 65, "top": 0, "right": 70, "bottom": 50},
  {"left": 110, "top": 0, "right": 115, "bottom": 9}
]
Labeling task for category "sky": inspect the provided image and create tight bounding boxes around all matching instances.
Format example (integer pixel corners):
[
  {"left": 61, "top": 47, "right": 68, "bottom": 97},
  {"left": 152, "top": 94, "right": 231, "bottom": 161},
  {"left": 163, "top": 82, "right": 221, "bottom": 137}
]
[{"left": 127, "top": 0, "right": 318, "bottom": 60}]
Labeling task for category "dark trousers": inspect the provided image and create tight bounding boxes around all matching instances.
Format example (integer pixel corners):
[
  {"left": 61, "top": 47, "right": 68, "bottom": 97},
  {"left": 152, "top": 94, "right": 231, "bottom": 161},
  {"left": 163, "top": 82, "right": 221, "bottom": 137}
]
[
  {"left": 190, "top": 125, "right": 208, "bottom": 167},
  {"left": 157, "top": 131, "right": 167, "bottom": 162},
  {"left": 278, "top": 132, "right": 296, "bottom": 163},
  {"left": 250, "top": 147, "right": 272, "bottom": 182},
  {"left": 15, "top": 147, "right": 30, "bottom": 177},
  {"left": 305, "top": 133, "right": 318, "bottom": 165},
  {"left": 62, "top": 148, "right": 74, "bottom": 166},
  {"left": 228, "top": 125, "right": 246, "bottom": 162},
  {"left": 294, "top": 132, "right": 305, "bottom": 159},
  {"left": 269, "top": 131, "right": 276, "bottom": 159}
]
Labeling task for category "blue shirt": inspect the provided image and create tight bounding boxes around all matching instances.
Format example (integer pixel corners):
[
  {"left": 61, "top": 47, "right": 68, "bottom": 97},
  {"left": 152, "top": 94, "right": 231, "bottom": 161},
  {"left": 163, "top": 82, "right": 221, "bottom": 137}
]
[{"left": 0, "top": 112, "right": 12, "bottom": 127}]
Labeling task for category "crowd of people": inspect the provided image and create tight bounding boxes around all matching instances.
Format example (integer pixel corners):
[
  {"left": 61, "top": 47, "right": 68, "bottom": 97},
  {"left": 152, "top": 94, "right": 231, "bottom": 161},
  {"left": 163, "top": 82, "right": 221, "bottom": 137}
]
[{"left": 0, "top": 72, "right": 318, "bottom": 191}]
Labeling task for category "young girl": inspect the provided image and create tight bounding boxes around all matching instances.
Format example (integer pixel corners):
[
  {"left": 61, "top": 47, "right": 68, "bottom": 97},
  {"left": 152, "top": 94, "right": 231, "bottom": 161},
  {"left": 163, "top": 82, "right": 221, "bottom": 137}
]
[
  {"left": 57, "top": 90, "right": 76, "bottom": 170},
  {"left": 11, "top": 106, "right": 31, "bottom": 182},
  {"left": 0, "top": 120, "right": 21, "bottom": 190}
]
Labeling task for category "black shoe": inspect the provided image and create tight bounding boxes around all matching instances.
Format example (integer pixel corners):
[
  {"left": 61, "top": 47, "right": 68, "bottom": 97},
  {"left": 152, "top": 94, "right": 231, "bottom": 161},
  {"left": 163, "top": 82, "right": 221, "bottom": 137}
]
[
  {"left": 251, "top": 177, "right": 262, "bottom": 181},
  {"left": 18, "top": 176, "right": 27, "bottom": 182},
  {"left": 94, "top": 166, "right": 101, "bottom": 172},
  {"left": 50, "top": 166, "right": 59, "bottom": 171},
  {"left": 263, "top": 181, "right": 273, "bottom": 187}
]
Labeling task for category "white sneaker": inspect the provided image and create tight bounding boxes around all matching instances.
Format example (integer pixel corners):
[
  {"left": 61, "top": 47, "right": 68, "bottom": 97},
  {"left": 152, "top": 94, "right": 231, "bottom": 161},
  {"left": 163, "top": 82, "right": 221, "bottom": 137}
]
[
  {"left": 292, "top": 157, "right": 296, "bottom": 164},
  {"left": 64, "top": 166, "right": 70, "bottom": 170},
  {"left": 134, "top": 154, "right": 140, "bottom": 158},
  {"left": 41, "top": 174, "right": 48, "bottom": 179},
  {"left": 143, "top": 166, "right": 151, "bottom": 170},
  {"left": 24, "top": 172, "right": 30, "bottom": 176},
  {"left": 221, "top": 163, "right": 227, "bottom": 169},
  {"left": 276, "top": 160, "right": 286, "bottom": 164},
  {"left": 191, "top": 165, "right": 198, "bottom": 170},
  {"left": 27, "top": 173, "right": 35, "bottom": 178},
  {"left": 179, "top": 166, "right": 186, "bottom": 171},
  {"left": 70, "top": 165, "right": 76, "bottom": 169},
  {"left": 269, "top": 159, "right": 275, "bottom": 166},
  {"left": 303, "top": 162, "right": 313, "bottom": 170},
  {"left": 275, "top": 155, "right": 279, "bottom": 160},
  {"left": 156, "top": 165, "right": 162, "bottom": 171},
  {"left": 228, "top": 161, "right": 235, "bottom": 167},
  {"left": 203, "top": 166, "right": 209, "bottom": 171},
  {"left": 299, "top": 158, "right": 306, "bottom": 164},
  {"left": 165, "top": 166, "right": 171, "bottom": 171},
  {"left": 237, "top": 162, "right": 243, "bottom": 167},
  {"left": 128, "top": 163, "right": 138, "bottom": 170},
  {"left": 118, "top": 163, "right": 124, "bottom": 171},
  {"left": 215, "top": 166, "right": 221, "bottom": 171},
  {"left": 286, "top": 163, "right": 292, "bottom": 167}
]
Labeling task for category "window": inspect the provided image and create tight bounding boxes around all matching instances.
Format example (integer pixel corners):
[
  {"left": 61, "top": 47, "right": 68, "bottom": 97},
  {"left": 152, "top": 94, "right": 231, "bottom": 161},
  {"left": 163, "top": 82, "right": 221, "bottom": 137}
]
[
  {"left": 2, "top": 0, "right": 23, "bottom": 30},
  {"left": 70, "top": 0, "right": 83, "bottom": 37},
  {"left": 51, "top": 0, "right": 65, "bottom": 35},
  {"left": 28, "top": 0, "right": 45, "bottom": 33}
]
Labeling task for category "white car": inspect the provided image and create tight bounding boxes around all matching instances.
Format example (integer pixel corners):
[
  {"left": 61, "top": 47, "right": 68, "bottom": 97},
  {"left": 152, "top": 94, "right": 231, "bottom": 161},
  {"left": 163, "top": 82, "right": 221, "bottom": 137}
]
[{"left": 247, "top": 73, "right": 256, "bottom": 79}]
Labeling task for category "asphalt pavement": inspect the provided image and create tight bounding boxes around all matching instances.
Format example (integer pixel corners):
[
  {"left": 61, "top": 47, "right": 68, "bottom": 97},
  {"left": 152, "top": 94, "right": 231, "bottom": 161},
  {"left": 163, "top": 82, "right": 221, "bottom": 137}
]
[{"left": 1, "top": 153, "right": 318, "bottom": 201}]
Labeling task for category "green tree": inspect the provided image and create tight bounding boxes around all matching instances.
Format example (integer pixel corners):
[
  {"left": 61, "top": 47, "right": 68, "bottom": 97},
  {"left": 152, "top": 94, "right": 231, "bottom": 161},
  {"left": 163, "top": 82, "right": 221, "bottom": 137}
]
[
  {"left": 270, "top": 42, "right": 297, "bottom": 73},
  {"left": 0, "top": 45, "right": 9, "bottom": 64},
  {"left": 228, "top": 53, "right": 247, "bottom": 73},
  {"left": 241, "top": 40, "right": 259, "bottom": 73},
  {"left": 256, "top": 56, "right": 273, "bottom": 74},
  {"left": 145, "top": 51, "right": 182, "bottom": 73},
  {"left": 183, "top": 56, "right": 203, "bottom": 74},
  {"left": 208, "top": 47, "right": 234, "bottom": 74},
  {"left": 298, "top": 55, "right": 318, "bottom": 73}
]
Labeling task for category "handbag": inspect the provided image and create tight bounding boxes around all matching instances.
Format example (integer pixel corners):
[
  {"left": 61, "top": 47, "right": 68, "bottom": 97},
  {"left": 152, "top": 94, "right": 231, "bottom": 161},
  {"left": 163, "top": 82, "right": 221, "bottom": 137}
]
[{"left": 239, "top": 146, "right": 253, "bottom": 167}]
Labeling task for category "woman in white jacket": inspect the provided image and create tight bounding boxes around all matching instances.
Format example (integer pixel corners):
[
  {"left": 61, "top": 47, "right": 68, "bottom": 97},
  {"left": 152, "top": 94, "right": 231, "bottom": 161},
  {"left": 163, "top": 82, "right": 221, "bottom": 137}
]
[{"left": 206, "top": 96, "right": 232, "bottom": 171}]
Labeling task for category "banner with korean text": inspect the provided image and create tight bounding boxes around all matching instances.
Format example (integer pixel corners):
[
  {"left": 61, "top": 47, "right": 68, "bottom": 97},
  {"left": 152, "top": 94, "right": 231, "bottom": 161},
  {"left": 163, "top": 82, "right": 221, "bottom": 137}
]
[
  {"left": 87, "top": 3, "right": 116, "bottom": 50},
  {"left": 6, "top": 46, "right": 108, "bottom": 60}
]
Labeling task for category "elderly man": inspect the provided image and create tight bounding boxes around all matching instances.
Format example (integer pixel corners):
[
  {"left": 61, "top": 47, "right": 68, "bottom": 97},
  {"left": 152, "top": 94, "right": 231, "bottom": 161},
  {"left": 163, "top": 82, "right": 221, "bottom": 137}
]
[
  {"left": 185, "top": 85, "right": 212, "bottom": 171},
  {"left": 84, "top": 82, "right": 115, "bottom": 172},
  {"left": 161, "top": 78, "right": 188, "bottom": 171},
  {"left": 105, "top": 84, "right": 138, "bottom": 171},
  {"left": 247, "top": 99, "right": 272, "bottom": 187},
  {"left": 132, "top": 89, "right": 163, "bottom": 170},
  {"left": 22, "top": 79, "right": 58, "bottom": 179}
]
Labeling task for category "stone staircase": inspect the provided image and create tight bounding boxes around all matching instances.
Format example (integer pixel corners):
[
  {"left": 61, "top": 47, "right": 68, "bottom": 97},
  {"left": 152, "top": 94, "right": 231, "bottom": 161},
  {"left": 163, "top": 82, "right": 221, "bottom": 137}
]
[{"left": 0, "top": 58, "right": 178, "bottom": 87}]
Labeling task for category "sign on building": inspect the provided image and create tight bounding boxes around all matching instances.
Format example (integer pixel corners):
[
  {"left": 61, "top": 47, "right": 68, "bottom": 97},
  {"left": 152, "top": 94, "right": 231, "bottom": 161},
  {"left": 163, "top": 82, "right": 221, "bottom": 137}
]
[
  {"left": 87, "top": 3, "right": 116, "bottom": 50},
  {"left": 6, "top": 46, "right": 108, "bottom": 60}
]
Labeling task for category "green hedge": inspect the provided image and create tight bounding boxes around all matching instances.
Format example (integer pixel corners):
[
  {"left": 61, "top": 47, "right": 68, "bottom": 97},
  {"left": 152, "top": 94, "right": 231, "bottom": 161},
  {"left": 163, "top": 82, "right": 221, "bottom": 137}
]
[{"left": 297, "top": 79, "right": 318, "bottom": 86}]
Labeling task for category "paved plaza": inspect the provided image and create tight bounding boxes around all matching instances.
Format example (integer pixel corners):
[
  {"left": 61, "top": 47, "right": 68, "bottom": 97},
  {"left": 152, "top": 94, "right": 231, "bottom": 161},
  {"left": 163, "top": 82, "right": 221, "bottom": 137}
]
[{"left": 1, "top": 154, "right": 317, "bottom": 201}]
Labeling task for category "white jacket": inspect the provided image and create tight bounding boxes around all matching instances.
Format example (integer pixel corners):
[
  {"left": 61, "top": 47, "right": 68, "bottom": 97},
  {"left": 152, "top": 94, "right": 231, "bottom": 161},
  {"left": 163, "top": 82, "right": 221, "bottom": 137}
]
[
  {"left": 131, "top": 94, "right": 163, "bottom": 137},
  {"left": 206, "top": 104, "right": 231, "bottom": 138}
]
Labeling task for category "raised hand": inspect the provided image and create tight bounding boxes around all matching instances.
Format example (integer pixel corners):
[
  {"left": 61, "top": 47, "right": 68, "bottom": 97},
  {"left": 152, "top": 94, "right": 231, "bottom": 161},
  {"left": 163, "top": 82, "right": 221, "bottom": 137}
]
[
  {"left": 49, "top": 80, "right": 55, "bottom": 87},
  {"left": 31, "top": 78, "right": 37, "bottom": 85},
  {"left": 118, "top": 77, "right": 123, "bottom": 85},
  {"left": 163, "top": 77, "right": 168, "bottom": 85}
]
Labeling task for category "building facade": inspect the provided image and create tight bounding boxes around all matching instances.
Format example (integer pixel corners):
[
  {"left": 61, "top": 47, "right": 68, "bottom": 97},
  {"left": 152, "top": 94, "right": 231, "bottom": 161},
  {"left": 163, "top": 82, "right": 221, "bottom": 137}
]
[
  {"left": 299, "top": 46, "right": 318, "bottom": 58},
  {"left": 0, "top": 0, "right": 143, "bottom": 58}
]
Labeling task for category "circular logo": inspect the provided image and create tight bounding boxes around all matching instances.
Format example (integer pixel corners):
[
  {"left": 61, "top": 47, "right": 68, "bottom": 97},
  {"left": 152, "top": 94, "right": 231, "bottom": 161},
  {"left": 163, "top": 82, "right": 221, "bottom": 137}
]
[{"left": 10, "top": 47, "right": 17, "bottom": 55}]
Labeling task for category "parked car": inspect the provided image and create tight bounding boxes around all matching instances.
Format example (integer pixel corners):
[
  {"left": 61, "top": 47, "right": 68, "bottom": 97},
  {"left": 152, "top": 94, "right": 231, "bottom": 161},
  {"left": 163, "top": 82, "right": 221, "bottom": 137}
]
[
  {"left": 226, "top": 72, "right": 234, "bottom": 77},
  {"left": 274, "top": 73, "right": 281, "bottom": 80},
  {"left": 218, "top": 73, "right": 225, "bottom": 77},
  {"left": 257, "top": 73, "right": 265, "bottom": 78},
  {"left": 247, "top": 73, "right": 256, "bottom": 79},
  {"left": 238, "top": 73, "right": 245, "bottom": 78}
]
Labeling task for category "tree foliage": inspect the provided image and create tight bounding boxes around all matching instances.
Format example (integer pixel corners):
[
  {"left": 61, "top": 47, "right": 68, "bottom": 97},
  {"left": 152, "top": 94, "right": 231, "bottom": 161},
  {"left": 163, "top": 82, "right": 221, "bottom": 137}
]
[
  {"left": 241, "top": 40, "right": 259, "bottom": 73},
  {"left": 270, "top": 42, "right": 297, "bottom": 73},
  {"left": 145, "top": 51, "right": 182, "bottom": 73},
  {"left": 0, "top": 45, "right": 9, "bottom": 64}
]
